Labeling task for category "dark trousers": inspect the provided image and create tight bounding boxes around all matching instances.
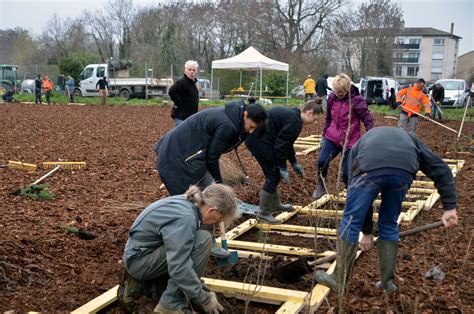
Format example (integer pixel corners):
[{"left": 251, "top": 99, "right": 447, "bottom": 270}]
[
  {"left": 317, "top": 137, "right": 350, "bottom": 185},
  {"left": 44, "top": 90, "right": 51, "bottom": 104},
  {"left": 245, "top": 136, "right": 280, "bottom": 194},
  {"left": 35, "top": 88, "right": 42, "bottom": 103}
]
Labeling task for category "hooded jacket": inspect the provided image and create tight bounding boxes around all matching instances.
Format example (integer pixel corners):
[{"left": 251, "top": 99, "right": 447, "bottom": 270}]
[
  {"left": 323, "top": 85, "right": 374, "bottom": 149},
  {"left": 156, "top": 101, "right": 247, "bottom": 195}
]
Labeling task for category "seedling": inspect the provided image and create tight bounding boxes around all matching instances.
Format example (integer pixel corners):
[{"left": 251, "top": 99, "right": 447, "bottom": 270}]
[{"left": 18, "top": 183, "right": 54, "bottom": 200}]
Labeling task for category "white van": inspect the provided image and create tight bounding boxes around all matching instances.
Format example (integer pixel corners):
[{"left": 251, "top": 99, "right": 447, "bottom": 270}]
[
  {"left": 435, "top": 79, "right": 470, "bottom": 108},
  {"left": 359, "top": 77, "right": 401, "bottom": 105}
]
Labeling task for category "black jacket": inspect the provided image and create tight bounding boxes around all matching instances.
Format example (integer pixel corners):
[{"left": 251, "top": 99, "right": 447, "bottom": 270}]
[
  {"left": 246, "top": 107, "right": 301, "bottom": 168},
  {"left": 96, "top": 79, "right": 109, "bottom": 90},
  {"left": 316, "top": 76, "right": 331, "bottom": 96},
  {"left": 156, "top": 101, "right": 248, "bottom": 195},
  {"left": 169, "top": 75, "right": 199, "bottom": 120},
  {"left": 349, "top": 126, "right": 456, "bottom": 210},
  {"left": 429, "top": 84, "right": 445, "bottom": 102},
  {"left": 35, "top": 78, "right": 42, "bottom": 89}
]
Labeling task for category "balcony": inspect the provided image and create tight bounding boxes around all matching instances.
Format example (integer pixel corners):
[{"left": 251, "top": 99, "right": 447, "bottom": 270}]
[
  {"left": 394, "top": 43, "right": 420, "bottom": 50},
  {"left": 393, "top": 57, "right": 419, "bottom": 63}
]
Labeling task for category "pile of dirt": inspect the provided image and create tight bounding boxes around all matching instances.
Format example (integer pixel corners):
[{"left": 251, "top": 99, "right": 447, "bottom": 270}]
[{"left": 0, "top": 103, "right": 472, "bottom": 312}]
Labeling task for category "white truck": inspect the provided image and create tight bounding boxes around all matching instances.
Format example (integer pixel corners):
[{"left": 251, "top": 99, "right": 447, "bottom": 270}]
[{"left": 76, "top": 62, "right": 173, "bottom": 100}]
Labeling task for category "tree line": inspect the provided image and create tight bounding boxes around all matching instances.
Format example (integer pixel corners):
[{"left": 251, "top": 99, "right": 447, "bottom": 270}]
[{"left": 0, "top": 0, "right": 403, "bottom": 92}]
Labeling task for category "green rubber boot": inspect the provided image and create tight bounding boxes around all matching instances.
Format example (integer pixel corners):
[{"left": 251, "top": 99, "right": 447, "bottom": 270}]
[
  {"left": 118, "top": 268, "right": 143, "bottom": 313},
  {"left": 375, "top": 240, "right": 399, "bottom": 293},
  {"left": 273, "top": 190, "right": 293, "bottom": 211},
  {"left": 256, "top": 190, "right": 281, "bottom": 224},
  {"left": 314, "top": 239, "right": 357, "bottom": 293}
]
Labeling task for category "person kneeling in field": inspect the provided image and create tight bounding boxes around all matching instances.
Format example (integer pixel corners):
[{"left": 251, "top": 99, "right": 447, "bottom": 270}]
[
  {"left": 245, "top": 99, "right": 323, "bottom": 224},
  {"left": 118, "top": 184, "right": 239, "bottom": 313},
  {"left": 314, "top": 126, "right": 458, "bottom": 294}
]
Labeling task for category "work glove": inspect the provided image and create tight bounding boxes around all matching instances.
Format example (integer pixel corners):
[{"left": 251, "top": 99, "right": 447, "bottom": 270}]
[
  {"left": 359, "top": 233, "right": 374, "bottom": 252},
  {"left": 279, "top": 168, "right": 290, "bottom": 184},
  {"left": 291, "top": 163, "right": 304, "bottom": 178},
  {"left": 395, "top": 101, "right": 402, "bottom": 107},
  {"left": 201, "top": 291, "right": 224, "bottom": 313}
]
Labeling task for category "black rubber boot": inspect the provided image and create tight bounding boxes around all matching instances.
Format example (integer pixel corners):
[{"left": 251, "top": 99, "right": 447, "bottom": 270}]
[
  {"left": 314, "top": 239, "right": 357, "bottom": 293},
  {"left": 375, "top": 240, "right": 399, "bottom": 293},
  {"left": 256, "top": 190, "right": 281, "bottom": 224},
  {"left": 118, "top": 267, "right": 143, "bottom": 313},
  {"left": 273, "top": 190, "right": 293, "bottom": 211}
]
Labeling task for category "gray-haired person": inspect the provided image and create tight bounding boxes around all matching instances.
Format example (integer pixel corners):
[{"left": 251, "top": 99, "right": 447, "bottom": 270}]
[
  {"left": 169, "top": 60, "right": 200, "bottom": 127},
  {"left": 119, "top": 184, "right": 239, "bottom": 313}
]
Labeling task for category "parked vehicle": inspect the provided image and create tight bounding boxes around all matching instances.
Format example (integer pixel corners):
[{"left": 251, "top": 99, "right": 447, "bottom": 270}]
[
  {"left": 197, "top": 78, "right": 220, "bottom": 99},
  {"left": 436, "top": 79, "right": 471, "bottom": 108},
  {"left": 76, "top": 61, "right": 173, "bottom": 100},
  {"left": 359, "top": 77, "right": 400, "bottom": 106},
  {"left": 0, "top": 64, "right": 19, "bottom": 95}
]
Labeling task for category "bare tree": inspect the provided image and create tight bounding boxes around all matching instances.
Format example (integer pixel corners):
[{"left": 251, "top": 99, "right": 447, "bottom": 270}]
[
  {"left": 333, "top": 0, "right": 403, "bottom": 78},
  {"left": 272, "top": 0, "right": 346, "bottom": 55}
]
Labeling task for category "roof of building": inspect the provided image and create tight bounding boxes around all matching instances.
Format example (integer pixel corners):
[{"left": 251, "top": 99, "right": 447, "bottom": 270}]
[
  {"left": 398, "top": 27, "right": 462, "bottom": 39},
  {"left": 458, "top": 51, "right": 474, "bottom": 59}
]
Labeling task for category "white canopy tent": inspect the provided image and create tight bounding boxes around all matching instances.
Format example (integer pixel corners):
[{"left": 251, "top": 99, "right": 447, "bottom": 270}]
[{"left": 210, "top": 46, "right": 289, "bottom": 102}]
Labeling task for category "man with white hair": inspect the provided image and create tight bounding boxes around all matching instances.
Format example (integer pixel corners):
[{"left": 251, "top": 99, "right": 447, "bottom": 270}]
[{"left": 169, "top": 60, "right": 200, "bottom": 127}]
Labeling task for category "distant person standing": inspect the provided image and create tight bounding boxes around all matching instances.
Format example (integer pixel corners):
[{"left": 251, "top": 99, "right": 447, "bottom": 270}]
[
  {"left": 395, "top": 78, "right": 431, "bottom": 135},
  {"left": 42, "top": 75, "right": 54, "bottom": 105},
  {"left": 168, "top": 60, "right": 199, "bottom": 127},
  {"left": 66, "top": 75, "right": 75, "bottom": 103},
  {"left": 316, "top": 74, "right": 332, "bottom": 110},
  {"left": 57, "top": 74, "right": 66, "bottom": 95},
  {"left": 96, "top": 76, "right": 109, "bottom": 105},
  {"left": 303, "top": 74, "right": 316, "bottom": 101},
  {"left": 35, "top": 74, "right": 42, "bottom": 104},
  {"left": 429, "top": 83, "right": 444, "bottom": 120}
]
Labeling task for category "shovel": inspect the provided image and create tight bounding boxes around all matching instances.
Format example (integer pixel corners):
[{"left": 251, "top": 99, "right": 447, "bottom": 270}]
[
  {"left": 216, "top": 221, "right": 239, "bottom": 267},
  {"left": 274, "top": 221, "right": 443, "bottom": 284}
]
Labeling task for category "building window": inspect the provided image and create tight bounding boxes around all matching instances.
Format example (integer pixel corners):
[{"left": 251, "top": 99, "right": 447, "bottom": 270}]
[
  {"left": 396, "top": 66, "right": 402, "bottom": 76},
  {"left": 433, "top": 38, "right": 445, "bottom": 45},
  {"left": 432, "top": 53, "right": 443, "bottom": 60},
  {"left": 432, "top": 60, "right": 443, "bottom": 68},
  {"left": 396, "top": 38, "right": 404, "bottom": 44},
  {"left": 431, "top": 67, "right": 443, "bottom": 74},
  {"left": 431, "top": 73, "right": 442, "bottom": 81},
  {"left": 409, "top": 38, "right": 421, "bottom": 44},
  {"left": 407, "top": 67, "right": 419, "bottom": 77}
]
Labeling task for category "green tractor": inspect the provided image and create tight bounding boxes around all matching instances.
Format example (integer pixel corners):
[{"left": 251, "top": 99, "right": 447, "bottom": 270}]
[{"left": 0, "top": 64, "right": 19, "bottom": 96}]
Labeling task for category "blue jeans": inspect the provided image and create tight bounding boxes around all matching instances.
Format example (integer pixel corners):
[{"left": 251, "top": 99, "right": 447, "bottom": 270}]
[
  {"left": 317, "top": 137, "right": 350, "bottom": 185},
  {"left": 339, "top": 174, "right": 412, "bottom": 243}
]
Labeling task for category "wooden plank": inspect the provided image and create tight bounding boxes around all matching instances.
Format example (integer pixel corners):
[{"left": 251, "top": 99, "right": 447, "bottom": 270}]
[
  {"left": 277, "top": 301, "right": 305, "bottom": 313},
  {"left": 256, "top": 223, "right": 337, "bottom": 236},
  {"left": 224, "top": 240, "right": 316, "bottom": 256},
  {"left": 226, "top": 219, "right": 259, "bottom": 240},
  {"left": 71, "top": 285, "right": 118, "bottom": 313},
  {"left": 202, "top": 278, "right": 308, "bottom": 303}
]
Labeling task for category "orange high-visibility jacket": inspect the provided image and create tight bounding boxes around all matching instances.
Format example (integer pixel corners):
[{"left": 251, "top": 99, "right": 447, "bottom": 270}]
[
  {"left": 304, "top": 78, "right": 316, "bottom": 94},
  {"left": 396, "top": 87, "right": 430, "bottom": 116},
  {"left": 42, "top": 79, "right": 54, "bottom": 92}
]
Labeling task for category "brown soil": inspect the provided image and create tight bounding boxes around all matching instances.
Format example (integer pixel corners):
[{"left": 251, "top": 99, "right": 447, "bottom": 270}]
[{"left": 0, "top": 103, "right": 472, "bottom": 313}]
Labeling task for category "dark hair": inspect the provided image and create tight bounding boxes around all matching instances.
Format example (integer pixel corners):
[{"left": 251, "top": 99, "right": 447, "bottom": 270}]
[
  {"left": 303, "top": 98, "right": 323, "bottom": 114},
  {"left": 103, "top": 76, "right": 107, "bottom": 80},
  {"left": 416, "top": 78, "right": 426, "bottom": 84},
  {"left": 247, "top": 96, "right": 256, "bottom": 104},
  {"left": 245, "top": 103, "right": 267, "bottom": 125},
  {"left": 323, "top": 74, "right": 329, "bottom": 79}
]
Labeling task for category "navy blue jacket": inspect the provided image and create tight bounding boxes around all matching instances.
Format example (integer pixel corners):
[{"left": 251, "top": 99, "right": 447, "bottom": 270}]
[{"left": 156, "top": 101, "right": 248, "bottom": 195}]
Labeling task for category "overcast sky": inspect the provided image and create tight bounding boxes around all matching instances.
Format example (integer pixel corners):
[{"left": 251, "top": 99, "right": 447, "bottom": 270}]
[{"left": 0, "top": 0, "right": 473, "bottom": 55}]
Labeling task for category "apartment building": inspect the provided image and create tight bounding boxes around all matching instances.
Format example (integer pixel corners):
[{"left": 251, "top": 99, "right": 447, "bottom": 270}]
[
  {"left": 393, "top": 25, "right": 461, "bottom": 83},
  {"left": 456, "top": 51, "right": 474, "bottom": 86}
]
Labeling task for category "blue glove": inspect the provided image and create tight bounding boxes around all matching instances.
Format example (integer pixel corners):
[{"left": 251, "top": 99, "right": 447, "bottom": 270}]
[
  {"left": 292, "top": 163, "right": 304, "bottom": 178},
  {"left": 396, "top": 101, "right": 402, "bottom": 107},
  {"left": 279, "top": 168, "right": 290, "bottom": 184}
]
